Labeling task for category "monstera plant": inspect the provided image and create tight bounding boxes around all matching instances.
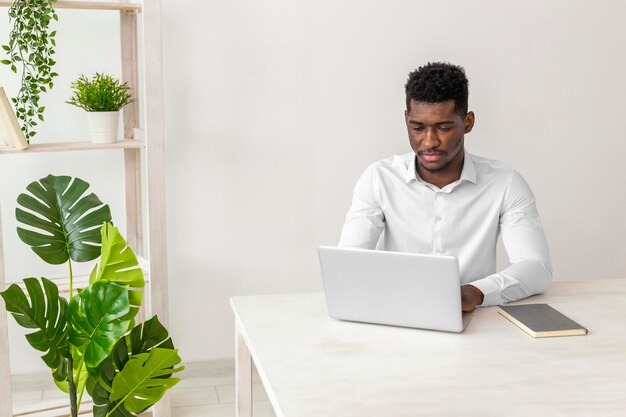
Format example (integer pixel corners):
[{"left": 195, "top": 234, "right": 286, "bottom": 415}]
[{"left": 0, "top": 175, "right": 183, "bottom": 417}]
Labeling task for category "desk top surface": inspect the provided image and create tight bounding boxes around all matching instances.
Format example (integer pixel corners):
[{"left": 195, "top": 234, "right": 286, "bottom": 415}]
[{"left": 231, "top": 280, "right": 626, "bottom": 417}]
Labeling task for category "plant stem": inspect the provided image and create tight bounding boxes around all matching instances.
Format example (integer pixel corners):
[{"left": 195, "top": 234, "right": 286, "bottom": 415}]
[
  {"left": 67, "top": 219, "right": 76, "bottom": 417},
  {"left": 75, "top": 355, "right": 86, "bottom": 409},
  {"left": 68, "top": 257, "right": 74, "bottom": 298},
  {"left": 67, "top": 355, "right": 78, "bottom": 417}
]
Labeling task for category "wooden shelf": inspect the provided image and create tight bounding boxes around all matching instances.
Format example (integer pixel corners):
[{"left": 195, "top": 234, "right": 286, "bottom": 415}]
[
  {"left": 0, "top": 1, "right": 141, "bottom": 11},
  {"left": 13, "top": 398, "right": 151, "bottom": 417},
  {"left": 13, "top": 398, "right": 93, "bottom": 417},
  {"left": 3, "top": 255, "right": 151, "bottom": 294},
  {"left": 0, "top": 1, "right": 170, "bottom": 416},
  {"left": 0, "top": 139, "right": 145, "bottom": 155}
]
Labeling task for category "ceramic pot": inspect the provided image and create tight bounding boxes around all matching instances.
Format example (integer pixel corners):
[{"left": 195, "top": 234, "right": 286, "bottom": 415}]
[{"left": 87, "top": 111, "right": 120, "bottom": 143}]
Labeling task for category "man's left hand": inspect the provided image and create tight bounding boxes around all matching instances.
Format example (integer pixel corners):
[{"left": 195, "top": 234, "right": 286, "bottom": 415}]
[{"left": 461, "top": 285, "right": 484, "bottom": 312}]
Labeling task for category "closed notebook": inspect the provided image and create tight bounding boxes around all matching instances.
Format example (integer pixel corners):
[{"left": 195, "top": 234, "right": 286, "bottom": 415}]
[{"left": 498, "top": 303, "right": 588, "bottom": 338}]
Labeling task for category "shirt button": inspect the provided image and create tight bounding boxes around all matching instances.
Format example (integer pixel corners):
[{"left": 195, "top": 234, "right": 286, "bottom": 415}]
[{"left": 435, "top": 216, "right": 442, "bottom": 222}]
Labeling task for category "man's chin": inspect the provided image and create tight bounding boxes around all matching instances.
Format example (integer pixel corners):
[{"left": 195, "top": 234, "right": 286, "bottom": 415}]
[{"left": 418, "top": 159, "right": 450, "bottom": 174}]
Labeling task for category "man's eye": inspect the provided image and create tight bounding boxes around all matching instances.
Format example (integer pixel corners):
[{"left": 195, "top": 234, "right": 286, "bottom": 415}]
[
  {"left": 438, "top": 126, "right": 451, "bottom": 132},
  {"left": 412, "top": 126, "right": 424, "bottom": 131}
]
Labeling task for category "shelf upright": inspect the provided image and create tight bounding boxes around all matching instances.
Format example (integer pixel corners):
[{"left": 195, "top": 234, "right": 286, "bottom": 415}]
[
  {"left": 141, "top": 2, "right": 171, "bottom": 414},
  {"left": 121, "top": 6, "right": 143, "bottom": 257},
  {"left": 0, "top": 204, "right": 12, "bottom": 417},
  {"left": 0, "top": 1, "right": 171, "bottom": 417}
]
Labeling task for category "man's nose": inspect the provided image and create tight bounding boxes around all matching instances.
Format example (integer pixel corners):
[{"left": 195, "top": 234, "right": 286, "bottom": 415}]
[{"left": 423, "top": 128, "right": 440, "bottom": 148}]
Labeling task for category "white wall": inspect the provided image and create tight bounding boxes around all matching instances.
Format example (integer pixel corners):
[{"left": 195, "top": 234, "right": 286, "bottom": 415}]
[{"left": 2, "top": 0, "right": 626, "bottom": 373}]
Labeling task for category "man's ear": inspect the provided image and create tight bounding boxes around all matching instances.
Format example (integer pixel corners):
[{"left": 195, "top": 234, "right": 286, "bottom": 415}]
[
  {"left": 404, "top": 109, "right": 409, "bottom": 124},
  {"left": 464, "top": 111, "right": 475, "bottom": 133}
]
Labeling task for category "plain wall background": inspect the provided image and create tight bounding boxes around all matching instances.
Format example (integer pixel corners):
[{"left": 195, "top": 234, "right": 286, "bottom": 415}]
[{"left": 2, "top": 0, "right": 626, "bottom": 374}]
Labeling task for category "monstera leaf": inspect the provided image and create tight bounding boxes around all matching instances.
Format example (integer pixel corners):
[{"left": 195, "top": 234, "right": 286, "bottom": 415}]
[
  {"left": 54, "top": 360, "right": 89, "bottom": 395},
  {"left": 16, "top": 175, "right": 111, "bottom": 264},
  {"left": 90, "top": 222, "right": 144, "bottom": 308},
  {"left": 91, "top": 317, "right": 175, "bottom": 417},
  {"left": 109, "top": 348, "right": 183, "bottom": 414},
  {"left": 0, "top": 277, "right": 69, "bottom": 381},
  {"left": 69, "top": 280, "right": 132, "bottom": 369}
]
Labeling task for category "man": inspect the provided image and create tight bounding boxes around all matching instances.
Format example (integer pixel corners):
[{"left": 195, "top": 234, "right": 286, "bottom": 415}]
[{"left": 338, "top": 62, "right": 552, "bottom": 312}]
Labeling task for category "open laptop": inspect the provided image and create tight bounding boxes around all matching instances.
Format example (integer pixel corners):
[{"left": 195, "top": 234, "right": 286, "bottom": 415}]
[{"left": 318, "top": 246, "right": 473, "bottom": 332}]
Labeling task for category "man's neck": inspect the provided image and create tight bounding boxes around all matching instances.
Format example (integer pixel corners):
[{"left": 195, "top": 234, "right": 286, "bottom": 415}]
[{"left": 416, "top": 154, "right": 465, "bottom": 189}]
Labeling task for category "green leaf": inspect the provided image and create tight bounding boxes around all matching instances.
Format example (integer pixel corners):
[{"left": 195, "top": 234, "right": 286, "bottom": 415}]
[
  {"left": 54, "top": 378, "right": 69, "bottom": 394},
  {"left": 90, "top": 223, "right": 144, "bottom": 308},
  {"left": 0, "top": 59, "right": 10, "bottom": 65},
  {"left": 5, "top": 0, "right": 59, "bottom": 142},
  {"left": 110, "top": 348, "right": 183, "bottom": 414},
  {"left": 68, "top": 72, "right": 132, "bottom": 112},
  {"left": 69, "top": 281, "right": 132, "bottom": 369},
  {"left": 0, "top": 277, "right": 69, "bottom": 381},
  {"left": 16, "top": 175, "right": 112, "bottom": 264},
  {"left": 91, "top": 316, "right": 175, "bottom": 416}
]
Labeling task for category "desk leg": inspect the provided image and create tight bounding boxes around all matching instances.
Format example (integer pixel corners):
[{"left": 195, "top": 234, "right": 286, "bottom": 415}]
[{"left": 236, "top": 320, "right": 253, "bottom": 417}]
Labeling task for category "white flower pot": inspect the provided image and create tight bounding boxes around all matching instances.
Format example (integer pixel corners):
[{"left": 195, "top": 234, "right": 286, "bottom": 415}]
[{"left": 87, "top": 111, "right": 120, "bottom": 143}]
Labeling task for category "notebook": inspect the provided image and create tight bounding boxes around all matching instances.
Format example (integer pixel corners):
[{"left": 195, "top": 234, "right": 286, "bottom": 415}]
[
  {"left": 499, "top": 304, "right": 588, "bottom": 338},
  {"left": 318, "top": 246, "right": 473, "bottom": 333}
]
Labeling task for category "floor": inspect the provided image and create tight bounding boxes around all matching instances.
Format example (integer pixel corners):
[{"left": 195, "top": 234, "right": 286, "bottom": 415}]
[{"left": 11, "top": 359, "right": 277, "bottom": 417}]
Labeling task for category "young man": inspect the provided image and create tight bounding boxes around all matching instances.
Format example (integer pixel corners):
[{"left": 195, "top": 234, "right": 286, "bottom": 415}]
[{"left": 338, "top": 62, "right": 552, "bottom": 312}]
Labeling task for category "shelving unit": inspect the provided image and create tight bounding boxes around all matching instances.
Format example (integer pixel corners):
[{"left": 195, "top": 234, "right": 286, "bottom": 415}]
[
  {"left": 0, "top": 138, "right": 146, "bottom": 154},
  {"left": 0, "top": 1, "right": 170, "bottom": 417}
]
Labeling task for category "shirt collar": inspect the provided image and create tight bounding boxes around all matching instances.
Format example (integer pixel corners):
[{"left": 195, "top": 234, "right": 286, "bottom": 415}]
[
  {"left": 460, "top": 152, "right": 477, "bottom": 184},
  {"left": 405, "top": 151, "right": 478, "bottom": 185}
]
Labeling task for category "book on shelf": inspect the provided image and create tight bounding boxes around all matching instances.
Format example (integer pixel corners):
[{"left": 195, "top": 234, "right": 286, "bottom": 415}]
[
  {"left": 0, "top": 86, "right": 28, "bottom": 150},
  {"left": 498, "top": 303, "right": 588, "bottom": 338}
]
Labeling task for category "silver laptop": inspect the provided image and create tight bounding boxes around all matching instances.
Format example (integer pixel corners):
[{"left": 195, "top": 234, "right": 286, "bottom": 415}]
[{"left": 318, "top": 246, "right": 473, "bottom": 332}]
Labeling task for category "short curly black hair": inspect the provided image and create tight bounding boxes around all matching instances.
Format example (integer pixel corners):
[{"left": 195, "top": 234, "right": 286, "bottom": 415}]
[{"left": 405, "top": 62, "right": 469, "bottom": 115}]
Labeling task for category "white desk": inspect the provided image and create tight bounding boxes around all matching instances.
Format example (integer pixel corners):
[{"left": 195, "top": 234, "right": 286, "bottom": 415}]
[{"left": 231, "top": 280, "right": 626, "bottom": 417}]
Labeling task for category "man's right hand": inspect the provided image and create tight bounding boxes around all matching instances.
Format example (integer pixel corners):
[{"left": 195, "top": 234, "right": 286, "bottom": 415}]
[{"left": 461, "top": 285, "right": 484, "bottom": 312}]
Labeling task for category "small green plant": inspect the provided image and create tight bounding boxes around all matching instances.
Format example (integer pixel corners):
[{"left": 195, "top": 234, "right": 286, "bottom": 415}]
[
  {"left": 67, "top": 73, "right": 132, "bottom": 112},
  {"left": 0, "top": 175, "right": 183, "bottom": 417},
  {"left": 1, "top": 0, "right": 59, "bottom": 142}
]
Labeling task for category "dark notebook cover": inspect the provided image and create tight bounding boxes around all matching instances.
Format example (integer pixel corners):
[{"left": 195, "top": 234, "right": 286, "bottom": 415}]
[{"left": 498, "top": 303, "right": 588, "bottom": 338}]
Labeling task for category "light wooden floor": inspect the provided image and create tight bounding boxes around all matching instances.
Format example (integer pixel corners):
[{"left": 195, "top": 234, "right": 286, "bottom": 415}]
[{"left": 11, "top": 359, "right": 277, "bottom": 417}]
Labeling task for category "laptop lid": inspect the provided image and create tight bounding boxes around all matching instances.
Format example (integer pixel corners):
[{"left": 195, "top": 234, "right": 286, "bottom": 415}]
[{"left": 318, "top": 246, "right": 469, "bottom": 333}]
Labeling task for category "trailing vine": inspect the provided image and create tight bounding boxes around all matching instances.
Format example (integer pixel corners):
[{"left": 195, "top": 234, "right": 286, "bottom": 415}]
[{"left": 1, "top": 0, "right": 59, "bottom": 142}]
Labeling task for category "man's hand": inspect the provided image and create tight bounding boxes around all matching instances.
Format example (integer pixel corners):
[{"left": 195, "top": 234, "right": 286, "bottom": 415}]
[{"left": 461, "top": 285, "right": 484, "bottom": 312}]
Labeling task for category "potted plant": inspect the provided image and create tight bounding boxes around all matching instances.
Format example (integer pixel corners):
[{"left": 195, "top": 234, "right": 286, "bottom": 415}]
[
  {"left": 1, "top": 0, "right": 60, "bottom": 142},
  {"left": 0, "top": 175, "right": 182, "bottom": 417},
  {"left": 67, "top": 73, "right": 133, "bottom": 143}
]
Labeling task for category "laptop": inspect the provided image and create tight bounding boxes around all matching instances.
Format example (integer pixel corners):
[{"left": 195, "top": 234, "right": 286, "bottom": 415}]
[{"left": 318, "top": 246, "right": 473, "bottom": 332}]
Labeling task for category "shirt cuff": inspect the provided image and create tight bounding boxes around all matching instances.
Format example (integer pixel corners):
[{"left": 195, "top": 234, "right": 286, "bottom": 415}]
[{"left": 468, "top": 277, "right": 501, "bottom": 307}]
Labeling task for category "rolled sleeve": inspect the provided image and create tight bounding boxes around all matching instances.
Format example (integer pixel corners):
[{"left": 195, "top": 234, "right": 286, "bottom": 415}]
[{"left": 474, "top": 171, "right": 553, "bottom": 306}]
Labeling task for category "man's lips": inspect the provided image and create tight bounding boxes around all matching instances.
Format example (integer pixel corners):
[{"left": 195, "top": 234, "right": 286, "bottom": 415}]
[{"left": 419, "top": 152, "right": 445, "bottom": 162}]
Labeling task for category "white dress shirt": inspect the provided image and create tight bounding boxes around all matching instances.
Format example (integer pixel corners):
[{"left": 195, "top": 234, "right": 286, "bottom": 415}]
[{"left": 338, "top": 152, "right": 552, "bottom": 306}]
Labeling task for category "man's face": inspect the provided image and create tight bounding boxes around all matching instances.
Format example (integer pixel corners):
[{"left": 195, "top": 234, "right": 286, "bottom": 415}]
[{"left": 405, "top": 100, "right": 474, "bottom": 174}]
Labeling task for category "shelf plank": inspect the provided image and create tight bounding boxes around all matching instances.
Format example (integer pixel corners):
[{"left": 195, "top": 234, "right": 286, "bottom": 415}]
[
  {"left": 3, "top": 258, "right": 151, "bottom": 294},
  {"left": 0, "top": 139, "right": 145, "bottom": 155},
  {"left": 0, "top": 1, "right": 141, "bottom": 11},
  {"left": 14, "top": 399, "right": 93, "bottom": 417}
]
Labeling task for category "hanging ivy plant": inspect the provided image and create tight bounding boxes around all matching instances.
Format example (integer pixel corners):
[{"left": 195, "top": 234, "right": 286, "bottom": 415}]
[{"left": 1, "top": 0, "right": 59, "bottom": 142}]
